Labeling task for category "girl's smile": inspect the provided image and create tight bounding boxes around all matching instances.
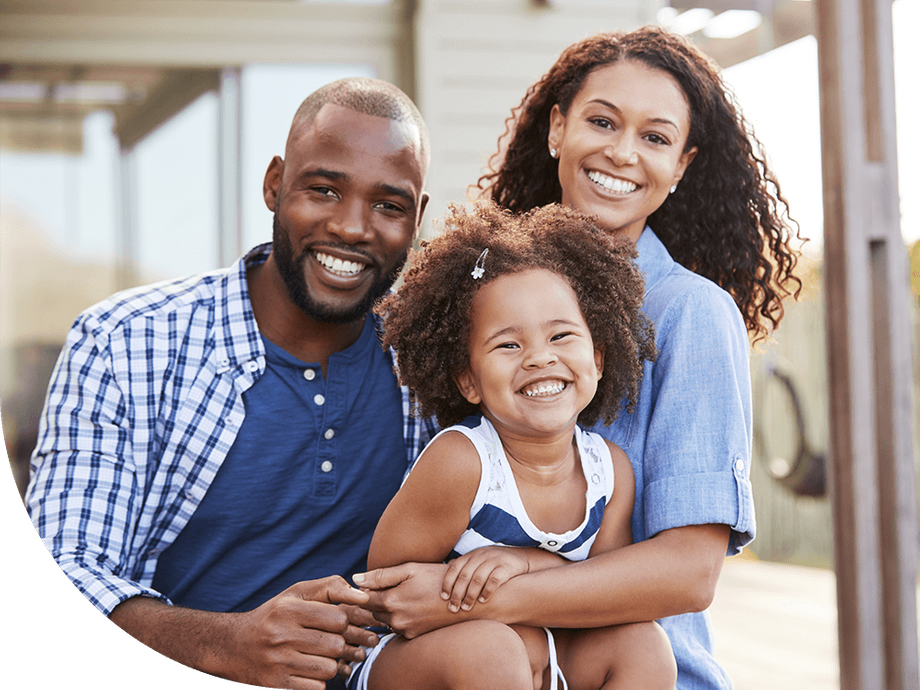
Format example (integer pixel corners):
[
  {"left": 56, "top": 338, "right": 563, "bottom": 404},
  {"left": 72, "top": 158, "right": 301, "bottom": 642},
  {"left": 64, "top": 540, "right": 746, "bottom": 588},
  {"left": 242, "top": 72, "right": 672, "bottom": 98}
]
[{"left": 455, "top": 268, "right": 603, "bottom": 441}]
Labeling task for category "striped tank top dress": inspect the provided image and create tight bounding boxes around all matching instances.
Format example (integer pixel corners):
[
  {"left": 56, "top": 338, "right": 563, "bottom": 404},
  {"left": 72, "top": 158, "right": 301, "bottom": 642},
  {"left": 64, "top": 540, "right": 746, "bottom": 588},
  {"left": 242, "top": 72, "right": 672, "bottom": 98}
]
[{"left": 349, "top": 415, "right": 615, "bottom": 690}]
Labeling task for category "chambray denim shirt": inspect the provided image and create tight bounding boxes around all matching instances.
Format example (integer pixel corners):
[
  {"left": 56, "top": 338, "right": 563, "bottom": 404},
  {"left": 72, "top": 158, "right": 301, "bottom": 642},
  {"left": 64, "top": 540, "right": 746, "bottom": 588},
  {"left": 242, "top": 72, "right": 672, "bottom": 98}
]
[
  {"left": 27, "top": 244, "right": 437, "bottom": 617},
  {"left": 589, "top": 227, "right": 755, "bottom": 690}
]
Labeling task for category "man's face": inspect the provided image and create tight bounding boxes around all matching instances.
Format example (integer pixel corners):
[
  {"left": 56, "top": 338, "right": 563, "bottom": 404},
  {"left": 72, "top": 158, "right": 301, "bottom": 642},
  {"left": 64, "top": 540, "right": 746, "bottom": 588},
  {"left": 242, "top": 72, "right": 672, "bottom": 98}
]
[{"left": 264, "top": 104, "right": 429, "bottom": 323}]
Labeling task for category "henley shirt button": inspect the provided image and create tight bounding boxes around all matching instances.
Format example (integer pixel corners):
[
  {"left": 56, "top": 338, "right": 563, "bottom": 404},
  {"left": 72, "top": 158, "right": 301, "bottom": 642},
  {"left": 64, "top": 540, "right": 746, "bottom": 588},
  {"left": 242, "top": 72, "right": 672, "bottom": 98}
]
[
  {"left": 734, "top": 458, "right": 745, "bottom": 472},
  {"left": 303, "top": 369, "right": 316, "bottom": 381},
  {"left": 324, "top": 428, "right": 335, "bottom": 440},
  {"left": 314, "top": 394, "right": 325, "bottom": 406},
  {"left": 321, "top": 461, "right": 333, "bottom": 473}
]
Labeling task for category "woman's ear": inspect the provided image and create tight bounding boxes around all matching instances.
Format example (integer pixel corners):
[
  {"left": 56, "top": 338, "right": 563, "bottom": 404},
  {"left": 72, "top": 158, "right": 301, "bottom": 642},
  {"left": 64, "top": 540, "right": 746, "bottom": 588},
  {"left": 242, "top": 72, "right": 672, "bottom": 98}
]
[
  {"left": 454, "top": 369, "right": 482, "bottom": 405},
  {"left": 594, "top": 348, "right": 605, "bottom": 381},
  {"left": 548, "top": 104, "right": 566, "bottom": 156}
]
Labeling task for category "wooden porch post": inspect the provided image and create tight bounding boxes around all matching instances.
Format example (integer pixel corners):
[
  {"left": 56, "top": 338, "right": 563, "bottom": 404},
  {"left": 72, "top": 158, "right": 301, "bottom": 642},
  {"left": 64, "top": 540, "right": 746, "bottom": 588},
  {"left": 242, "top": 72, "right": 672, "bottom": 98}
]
[{"left": 814, "top": 0, "right": 919, "bottom": 688}]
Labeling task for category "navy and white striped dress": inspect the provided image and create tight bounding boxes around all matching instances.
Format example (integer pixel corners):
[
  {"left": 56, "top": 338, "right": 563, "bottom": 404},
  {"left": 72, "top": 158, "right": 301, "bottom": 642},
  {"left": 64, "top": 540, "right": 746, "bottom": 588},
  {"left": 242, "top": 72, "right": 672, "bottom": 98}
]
[
  {"left": 348, "top": 415, "right": 615, "bottom": 690},
  {"left": 445, "top": 414, "right": 615, "bottom": 561}
]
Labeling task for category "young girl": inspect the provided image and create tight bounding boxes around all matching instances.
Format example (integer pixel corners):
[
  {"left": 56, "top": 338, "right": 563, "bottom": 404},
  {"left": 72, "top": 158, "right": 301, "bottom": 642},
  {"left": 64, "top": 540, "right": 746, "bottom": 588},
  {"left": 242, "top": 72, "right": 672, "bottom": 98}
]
[{"left": 349, "top": 202, "right": 667, "bottom": 690}]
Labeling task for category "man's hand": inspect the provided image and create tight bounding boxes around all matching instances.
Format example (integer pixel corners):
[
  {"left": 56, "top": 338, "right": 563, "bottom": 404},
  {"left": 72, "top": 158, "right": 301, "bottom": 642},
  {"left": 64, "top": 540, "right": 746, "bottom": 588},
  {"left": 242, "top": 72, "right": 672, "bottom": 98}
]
[
  {"left": 112, "top": 575, "right": 374, "bottom": 689},
  {"left": 355, "top": 562, "right": 470, "bottom": 639}
]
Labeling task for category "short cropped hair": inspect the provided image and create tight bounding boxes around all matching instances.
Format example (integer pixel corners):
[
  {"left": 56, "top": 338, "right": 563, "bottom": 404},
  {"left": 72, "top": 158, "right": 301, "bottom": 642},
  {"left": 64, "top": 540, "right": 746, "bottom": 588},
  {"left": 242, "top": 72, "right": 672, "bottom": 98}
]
[
  {"left": 291, "top": 76, "right": 430, "bottom": 167},
  {"left": 376, "top": 202, "right": 657, "bottom": 428}
]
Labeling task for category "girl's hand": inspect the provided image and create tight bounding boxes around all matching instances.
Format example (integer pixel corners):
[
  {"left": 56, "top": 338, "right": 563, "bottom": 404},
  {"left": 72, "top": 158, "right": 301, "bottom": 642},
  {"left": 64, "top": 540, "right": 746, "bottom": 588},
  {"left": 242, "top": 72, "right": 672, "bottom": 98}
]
[{"left": 441, "top": 546, "right": 532, "bottom": 612}]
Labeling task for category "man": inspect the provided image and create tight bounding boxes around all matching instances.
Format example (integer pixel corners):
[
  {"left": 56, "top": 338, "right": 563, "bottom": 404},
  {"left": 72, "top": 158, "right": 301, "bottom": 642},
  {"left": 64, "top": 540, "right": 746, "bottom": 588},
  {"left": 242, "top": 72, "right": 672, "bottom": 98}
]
[{"left": 27, "top": 77, "right": 434, "bottom": 689}]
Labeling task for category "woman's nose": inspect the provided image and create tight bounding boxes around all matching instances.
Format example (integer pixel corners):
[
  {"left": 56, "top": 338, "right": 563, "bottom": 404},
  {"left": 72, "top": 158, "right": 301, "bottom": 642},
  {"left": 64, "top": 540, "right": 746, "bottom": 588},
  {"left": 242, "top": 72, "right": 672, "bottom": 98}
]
[{"left": 606, "top": 135, "right": 639, "bottom": 167}]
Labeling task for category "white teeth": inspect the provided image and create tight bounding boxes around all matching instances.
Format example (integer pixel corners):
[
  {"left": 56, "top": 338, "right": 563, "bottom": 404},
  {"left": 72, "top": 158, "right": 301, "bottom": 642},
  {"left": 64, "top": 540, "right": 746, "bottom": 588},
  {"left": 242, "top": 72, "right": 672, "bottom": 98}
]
[
  {"left": 587, "top": 171, "right": 637, "bottom": 194},
  {"left": 315, "top": 251, "right": 366, "bottom": 276},
  {"left": 523, "top": 381, "right": 566, "bottom": 397}
]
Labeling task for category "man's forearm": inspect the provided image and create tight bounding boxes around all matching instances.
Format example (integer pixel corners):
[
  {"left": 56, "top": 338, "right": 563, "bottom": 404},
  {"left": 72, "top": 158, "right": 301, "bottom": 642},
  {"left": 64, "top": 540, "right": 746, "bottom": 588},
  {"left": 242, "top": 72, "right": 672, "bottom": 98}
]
[{"left": 111, "top": 596, "right": 246, "bottom": 680}]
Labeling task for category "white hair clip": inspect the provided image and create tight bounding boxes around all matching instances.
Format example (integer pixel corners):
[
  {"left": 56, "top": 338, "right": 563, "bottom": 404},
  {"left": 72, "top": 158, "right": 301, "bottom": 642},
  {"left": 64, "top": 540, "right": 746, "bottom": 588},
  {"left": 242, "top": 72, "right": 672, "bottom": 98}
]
[{"left": 471, "top": 248, "right": 489, "bottom": 279}]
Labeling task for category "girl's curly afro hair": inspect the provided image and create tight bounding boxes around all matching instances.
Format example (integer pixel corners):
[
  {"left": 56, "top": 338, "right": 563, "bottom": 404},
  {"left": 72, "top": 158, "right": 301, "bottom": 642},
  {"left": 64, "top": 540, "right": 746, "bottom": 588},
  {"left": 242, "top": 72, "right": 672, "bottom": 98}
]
[
  {"left": 376, "top": 202, "right": 656, "bottom": 429},
  {"left": 476, "top": 25, "right": 804, "bottom": 344}
]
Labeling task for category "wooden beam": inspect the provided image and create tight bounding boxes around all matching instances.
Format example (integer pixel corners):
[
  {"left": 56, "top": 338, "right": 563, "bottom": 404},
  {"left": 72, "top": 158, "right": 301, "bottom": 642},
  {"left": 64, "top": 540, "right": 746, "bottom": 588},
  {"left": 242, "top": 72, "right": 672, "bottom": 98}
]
[
  {"left": 814, "top": 0, "right": 919, "bottom": 689},
  {"left": 0, "top": 1, "right": 401, "bottom": 72}
]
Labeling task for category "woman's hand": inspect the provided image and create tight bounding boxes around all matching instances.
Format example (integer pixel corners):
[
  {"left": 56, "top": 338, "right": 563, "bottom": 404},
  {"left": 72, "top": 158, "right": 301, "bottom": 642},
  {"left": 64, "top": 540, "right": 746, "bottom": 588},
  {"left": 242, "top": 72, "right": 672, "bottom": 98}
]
[{"left": 356, "top": 562, "right": 466, "bottom": 639}]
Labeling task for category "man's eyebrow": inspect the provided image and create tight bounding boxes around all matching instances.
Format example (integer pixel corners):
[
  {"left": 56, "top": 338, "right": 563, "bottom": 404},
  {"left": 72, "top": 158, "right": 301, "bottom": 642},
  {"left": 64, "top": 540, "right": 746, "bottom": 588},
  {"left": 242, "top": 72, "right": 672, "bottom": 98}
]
[
  {"left": 375, "top": 182, "right": 416, "bottom": 205},
  {"left": 299, "top": 167, "right": 348, "bottom": 182},
  {"left": 297, "top": 168, "right": 415, "bottom": 204}
]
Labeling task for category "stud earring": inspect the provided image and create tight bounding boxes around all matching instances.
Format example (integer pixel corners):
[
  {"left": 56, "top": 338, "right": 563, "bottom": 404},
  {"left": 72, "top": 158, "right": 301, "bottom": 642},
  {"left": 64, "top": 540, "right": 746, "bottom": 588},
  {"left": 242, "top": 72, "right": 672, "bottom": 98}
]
[
  {"left": 670, "top": 184, "right": 677, "bottom": 194},
  {"left": 550, "top": 148, "right": 558, "bottom": 159}
]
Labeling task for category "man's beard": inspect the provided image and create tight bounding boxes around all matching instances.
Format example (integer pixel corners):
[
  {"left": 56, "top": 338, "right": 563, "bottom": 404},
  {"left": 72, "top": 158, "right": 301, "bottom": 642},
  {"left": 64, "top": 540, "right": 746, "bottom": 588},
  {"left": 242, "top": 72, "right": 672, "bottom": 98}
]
[{"left": 272, "top": 211, "right": 406, "bottom": 324}]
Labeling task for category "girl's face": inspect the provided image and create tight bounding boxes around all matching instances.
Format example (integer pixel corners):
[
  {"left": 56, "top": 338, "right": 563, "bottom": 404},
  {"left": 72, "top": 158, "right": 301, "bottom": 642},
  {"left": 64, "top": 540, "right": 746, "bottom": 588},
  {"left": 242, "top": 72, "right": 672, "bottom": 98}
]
[
  {"left": 548, "top": 60, "right": 698, "bottom": 241},
  {"left": 455, "top": 269, "right": 603, "bottom": 440}
]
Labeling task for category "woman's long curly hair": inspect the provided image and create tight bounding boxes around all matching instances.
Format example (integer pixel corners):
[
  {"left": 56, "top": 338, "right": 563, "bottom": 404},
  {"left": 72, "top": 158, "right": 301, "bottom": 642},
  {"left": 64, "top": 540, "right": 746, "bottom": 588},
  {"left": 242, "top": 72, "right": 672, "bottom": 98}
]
[
  {"left": 376, "top": 202, "right": 657, "bottom": 429},
  {"left": 476, "top": 25, "right": 803, "bottom": 343}
]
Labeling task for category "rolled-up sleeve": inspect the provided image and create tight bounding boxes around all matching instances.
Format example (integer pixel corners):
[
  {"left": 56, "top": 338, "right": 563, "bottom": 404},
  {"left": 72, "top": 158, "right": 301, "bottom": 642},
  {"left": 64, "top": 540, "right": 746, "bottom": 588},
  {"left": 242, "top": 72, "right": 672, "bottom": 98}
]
[
  {"left": 26, "top": 314, "right": 169, "bottom": 616},
  {"left": 641, "top": 283, "right": 754, "bottom": 554}
]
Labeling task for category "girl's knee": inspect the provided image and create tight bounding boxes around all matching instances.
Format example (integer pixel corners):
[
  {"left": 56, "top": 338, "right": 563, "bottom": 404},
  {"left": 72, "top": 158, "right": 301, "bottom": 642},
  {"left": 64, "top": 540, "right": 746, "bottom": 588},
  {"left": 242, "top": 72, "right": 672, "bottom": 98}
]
[
  {"left": 614, "top": 622, "right": 677, "bottom": 689},
  {"left": 451, "top": 620, "right": 537, "bottom": 689}
]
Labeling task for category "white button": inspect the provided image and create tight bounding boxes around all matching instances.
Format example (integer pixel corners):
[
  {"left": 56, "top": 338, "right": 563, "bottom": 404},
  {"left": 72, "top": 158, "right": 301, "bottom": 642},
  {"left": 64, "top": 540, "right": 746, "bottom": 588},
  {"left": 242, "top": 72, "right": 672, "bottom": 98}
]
[
  {"left": 314, "top": 394, "right": 325, "bottom": 406},
  {"left": 324, "top": 428, "right": 335, "bottom": 440},
  {"left": 246, "top": 361, "right": 258, "bottom": 372},
  {"left": 303, "top": 369, "right": 316, "bottom": 381},
  {"left": 321, "top": 461, "right": 333, "bottom": 473},
  {"left": 219, "top": 357, "right": 230, "bottom": 367},
  {"left": 734, "top": 458, "right": 745, "bottom": 472},
  {"left": 547, "top": 540, "right": 558, "bottom": 547}
]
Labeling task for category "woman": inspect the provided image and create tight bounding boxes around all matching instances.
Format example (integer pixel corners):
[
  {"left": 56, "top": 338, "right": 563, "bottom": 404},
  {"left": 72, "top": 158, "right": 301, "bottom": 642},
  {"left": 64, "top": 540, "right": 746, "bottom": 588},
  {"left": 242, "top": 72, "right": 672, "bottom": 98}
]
[{"left": 358, "top": 26, "right": 803, "bottom": 689}]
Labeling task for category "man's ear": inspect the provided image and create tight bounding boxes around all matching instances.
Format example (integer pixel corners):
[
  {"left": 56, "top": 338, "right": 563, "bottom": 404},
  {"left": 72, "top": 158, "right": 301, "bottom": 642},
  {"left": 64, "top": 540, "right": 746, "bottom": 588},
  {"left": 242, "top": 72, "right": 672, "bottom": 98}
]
[
  {"left": 415, "top": 192, "right": 430, "bottom": 239},
  {"left": 454, "top": 368, "right": 482, "bottom": 405},
  {"left": 594, "top": 348, "right": 605, "bottom": 381},
  {"left": 263, "top": 156, "right": 284, "bottom": 212}
]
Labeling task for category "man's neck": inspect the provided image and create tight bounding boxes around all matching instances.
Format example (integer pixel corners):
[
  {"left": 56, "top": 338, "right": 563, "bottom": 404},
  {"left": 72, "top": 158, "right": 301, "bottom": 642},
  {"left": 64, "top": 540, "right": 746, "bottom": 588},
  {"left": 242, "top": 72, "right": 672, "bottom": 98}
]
[{"left": 246, "top": 257, "right": 366, "bottom": 376}]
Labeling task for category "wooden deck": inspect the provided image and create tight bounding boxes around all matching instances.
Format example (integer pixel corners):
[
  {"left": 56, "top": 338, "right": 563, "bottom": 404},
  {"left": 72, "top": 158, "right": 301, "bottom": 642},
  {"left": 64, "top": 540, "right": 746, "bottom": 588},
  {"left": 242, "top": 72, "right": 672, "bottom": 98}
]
[{"left": 709, "top": 556, "right": 920, "bottom": 690}]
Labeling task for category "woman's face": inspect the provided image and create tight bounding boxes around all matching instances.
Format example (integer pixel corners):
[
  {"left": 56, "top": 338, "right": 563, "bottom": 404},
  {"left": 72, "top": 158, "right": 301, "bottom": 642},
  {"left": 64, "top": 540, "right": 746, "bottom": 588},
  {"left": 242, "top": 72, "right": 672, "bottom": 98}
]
[{"left": 548, "top": 60, "right": 698, "bottom": 241}]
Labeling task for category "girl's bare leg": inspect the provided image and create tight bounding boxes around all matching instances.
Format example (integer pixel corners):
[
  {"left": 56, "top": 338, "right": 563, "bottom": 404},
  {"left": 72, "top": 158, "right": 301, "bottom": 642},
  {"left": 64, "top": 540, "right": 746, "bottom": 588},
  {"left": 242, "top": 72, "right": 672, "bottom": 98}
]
[
  {"left": 555, "top": 622, "right": 677, "bottom": 690},
  {"left": 366, "top": 620, "right": 543, "bottom": 690}
]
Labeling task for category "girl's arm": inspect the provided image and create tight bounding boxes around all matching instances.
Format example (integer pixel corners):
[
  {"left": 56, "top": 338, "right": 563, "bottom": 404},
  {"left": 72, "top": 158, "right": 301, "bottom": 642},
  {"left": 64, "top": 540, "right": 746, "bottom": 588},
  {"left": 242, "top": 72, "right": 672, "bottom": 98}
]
[
  {"left": 587, "top": 440, "right": 635, "bottom": 557},
  {"left": 367, "top": 431, "right": 481, "bottom": 570}
]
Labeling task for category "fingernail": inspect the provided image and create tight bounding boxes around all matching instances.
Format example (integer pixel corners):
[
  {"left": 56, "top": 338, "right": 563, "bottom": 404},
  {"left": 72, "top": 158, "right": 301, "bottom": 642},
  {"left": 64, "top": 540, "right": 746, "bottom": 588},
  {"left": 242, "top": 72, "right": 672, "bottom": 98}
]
[
  {"left": 479, "top": 596, "right": 486, "bottom": 603},
  {"left": 461, "top": 603, "right": 472, "bottom": 611},
  {"left": 440, "top": 591, "right": 449, "bottom": 600},
  {"left": 353, "top": 573, "right": 365, "bottom": 584},
  {"left": 448, "top": 604, "right": 459, "bottom": 612}
]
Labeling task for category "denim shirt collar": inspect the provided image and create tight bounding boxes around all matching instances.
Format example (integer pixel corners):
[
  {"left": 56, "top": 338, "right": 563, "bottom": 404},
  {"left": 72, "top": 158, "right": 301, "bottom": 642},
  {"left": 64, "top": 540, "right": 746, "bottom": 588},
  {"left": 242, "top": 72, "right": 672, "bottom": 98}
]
[{"left": 635, "top": 226, "right": 675, "bottom": 295}]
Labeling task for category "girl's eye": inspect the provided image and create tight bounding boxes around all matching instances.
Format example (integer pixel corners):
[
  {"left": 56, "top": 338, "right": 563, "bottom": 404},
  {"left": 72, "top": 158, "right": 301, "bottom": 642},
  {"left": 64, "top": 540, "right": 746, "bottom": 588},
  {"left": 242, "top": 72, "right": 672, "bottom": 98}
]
[
  {"left": 496, "top": 342, "right": 519, "bottom": 350},
  {"left": 589, "top": 117, "right": 614, "bottom": 130},
  {"left": 551, "top": 332, "right": 572, "bottom": 342}
]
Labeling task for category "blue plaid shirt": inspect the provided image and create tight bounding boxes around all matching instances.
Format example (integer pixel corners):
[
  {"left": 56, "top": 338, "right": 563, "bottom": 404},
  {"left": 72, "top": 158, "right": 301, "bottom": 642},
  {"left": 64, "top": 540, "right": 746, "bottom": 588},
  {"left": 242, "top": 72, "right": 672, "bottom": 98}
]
[{"left": 26, "top": 243, "right": 437, "bottom": 617}]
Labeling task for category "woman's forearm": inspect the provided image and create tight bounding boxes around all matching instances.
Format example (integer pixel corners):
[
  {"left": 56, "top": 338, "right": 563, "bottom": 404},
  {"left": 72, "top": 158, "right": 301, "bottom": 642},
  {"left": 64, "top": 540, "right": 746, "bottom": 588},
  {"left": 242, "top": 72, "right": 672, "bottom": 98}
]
[
  {"left": 485, "top": 524, "right": 729, "bottom": 628},
  {"left": 359, "top": 523, "right": 730, "bottom": 638}
]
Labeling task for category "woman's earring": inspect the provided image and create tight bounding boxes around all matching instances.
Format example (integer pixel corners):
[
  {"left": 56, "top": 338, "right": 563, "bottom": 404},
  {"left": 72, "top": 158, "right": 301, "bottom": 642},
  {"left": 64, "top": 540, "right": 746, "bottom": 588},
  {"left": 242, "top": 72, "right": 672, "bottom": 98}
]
[
  {"left": 550, "top": 148, "right": 558, "bottom": 159},
  {"left": 670, "top": 184, "right": 677, "bottom": 194}
]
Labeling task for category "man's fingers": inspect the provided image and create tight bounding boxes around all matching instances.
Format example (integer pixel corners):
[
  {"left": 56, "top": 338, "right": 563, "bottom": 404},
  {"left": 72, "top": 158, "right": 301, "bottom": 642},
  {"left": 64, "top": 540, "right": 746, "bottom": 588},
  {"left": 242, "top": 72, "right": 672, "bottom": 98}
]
[
  {"left": 290, "top": 575, "right": 370, "bottom": 607},
  {"left": 352, "top": 565, "right": 411, "bottom": 592}
]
